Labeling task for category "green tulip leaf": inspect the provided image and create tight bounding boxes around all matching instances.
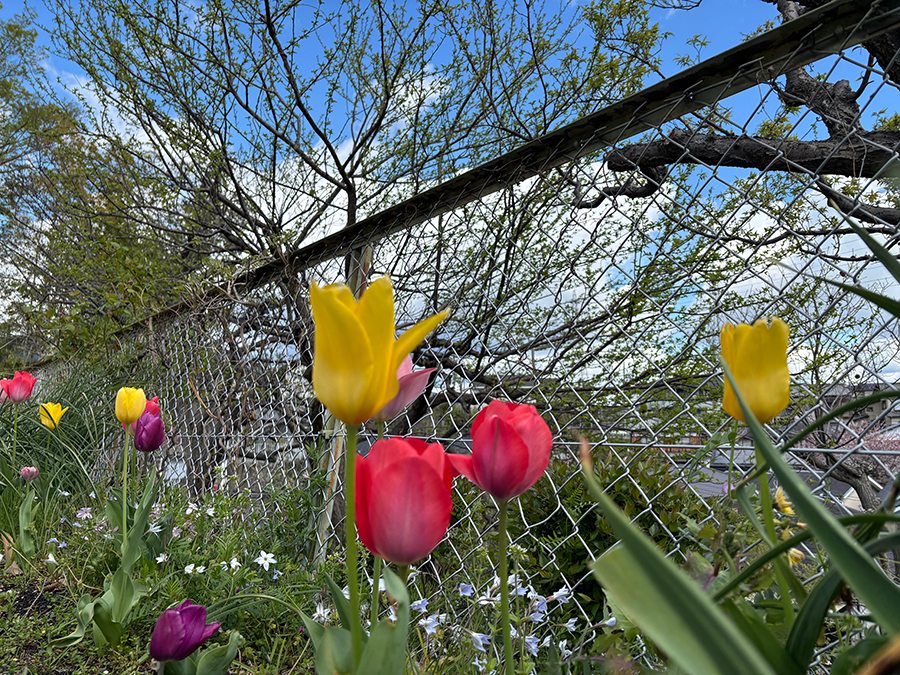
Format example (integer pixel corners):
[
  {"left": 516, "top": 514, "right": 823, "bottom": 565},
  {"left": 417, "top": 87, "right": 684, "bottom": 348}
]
[
  {"left": 53, "top": 593, "right": 95, "bottom": 646},
  {"left": 721, "top": 598, "right": 804, "bottom": 675},
  {"left": 582, "top": 458, "right": 776, "bottom": 675},
  {"left": 315, "top": 626, "right": 353, "bottom": 675},
  {"left": 357, "top": 569, "right": 411, "bottom": 675},
  {"left": 830, "top": 634, "right": 891, "bottom": 675},
  {"left": 18, "top": 488, "right": 35, "bottom": 559},
  {"left": 325, "top": 573, "right": 354, "bottom": 633},
  {"left": 787, "top": 531, "right": 900, "bottom": 667},
  {"left": 722, "top": 358, "right": 900, "bottom": 634},
  {"left": 163, "top": 659, "right": 197, "bottom": 675},
  {"left": 195, "top": 630, "right": 244, "bottom": 675},
  {"left": 300, "top": 611, "right": 325, "bottom": 649},
  {"left": 92, "top": 601, "right": 125, "bottom": 647},
  {"left": 830, "top": 208, "right": 900, "bottom": 287}
]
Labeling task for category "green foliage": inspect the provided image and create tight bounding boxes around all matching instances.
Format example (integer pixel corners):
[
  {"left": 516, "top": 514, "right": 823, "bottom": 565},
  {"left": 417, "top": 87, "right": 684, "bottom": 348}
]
[{"left": 510, "top": 451, "right": 716, "bottom": 619}]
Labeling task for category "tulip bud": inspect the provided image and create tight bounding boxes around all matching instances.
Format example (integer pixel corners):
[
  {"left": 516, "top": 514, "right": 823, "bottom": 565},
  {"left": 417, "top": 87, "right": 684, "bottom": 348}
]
[
  {"left": 149, "top": 599, "right": 220, "bottom": 662},
  {"left": 21, "top": 466, "right": 39, "bottom": 482},
  {"left": 721, "top": 318, "right": 790, "bottom": 424},
  {"left": 449, "top": 401, "right": 553, "bottom": 501},
  {"left": 134, "top": 412, "right": 166, "bottom": 453}
]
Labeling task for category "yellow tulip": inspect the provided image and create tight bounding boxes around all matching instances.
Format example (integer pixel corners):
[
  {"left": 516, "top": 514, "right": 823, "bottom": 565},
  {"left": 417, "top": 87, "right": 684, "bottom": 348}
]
[
  {"left": 40, "top": 402, "right": 69, "bottom": 430},
  {"left": 116, "top": 387, "right": 147, "bottom": 425},
  {"left": 310, "top": 276, "right": 449, "bottom": 425},
  {"left": 721, "top": 318, "right": 790, "bottom": 424}
]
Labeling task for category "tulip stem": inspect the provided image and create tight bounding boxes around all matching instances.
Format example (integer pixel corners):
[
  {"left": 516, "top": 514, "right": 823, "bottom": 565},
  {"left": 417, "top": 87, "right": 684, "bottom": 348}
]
[
  {"left": 121, "top": 429, "right": 130, "bottom": 554},
  {"left": 370, "top": 555, "right": 382, "bottom": 627},
  {"left": 498, "top": 499, "right": 514, "bottom": 675},
  {"left": 11, "top": 404, "right": 18, "bottom": 468},
  {"left": 344, "top": 424, "right": 363, "bottom": 669}
]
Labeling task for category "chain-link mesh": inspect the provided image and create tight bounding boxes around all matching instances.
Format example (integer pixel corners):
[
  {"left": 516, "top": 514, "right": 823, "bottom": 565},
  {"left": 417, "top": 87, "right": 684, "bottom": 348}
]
[{"left": 34, "top": 0, "right": 900, "bottom": 649}]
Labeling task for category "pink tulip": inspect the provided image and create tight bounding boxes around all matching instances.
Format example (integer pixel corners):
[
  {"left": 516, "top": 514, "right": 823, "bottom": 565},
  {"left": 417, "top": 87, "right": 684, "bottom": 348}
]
[
  {"left": 449, "top": 401, "right": 552, "bottom": 501},
  {"left": 371, "top": 356, "right": 436, "bottom": 422},
  {"left": 20, "top": 466, "right": 39, "bottom": 482},
  {"left": 1, "top": 372, "right": 36, "bottom": 404},
  {"left": 356, "top": 437, "right": 453, "bottom": 565}
]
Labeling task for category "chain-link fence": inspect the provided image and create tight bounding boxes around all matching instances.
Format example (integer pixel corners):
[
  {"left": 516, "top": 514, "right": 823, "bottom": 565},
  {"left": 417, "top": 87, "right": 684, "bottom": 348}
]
[{"left": 36, "top": 0, "right": 900, "bottom": 651}]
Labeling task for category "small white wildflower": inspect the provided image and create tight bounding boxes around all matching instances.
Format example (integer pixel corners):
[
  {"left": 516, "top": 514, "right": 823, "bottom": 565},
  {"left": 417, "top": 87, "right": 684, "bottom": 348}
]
[
  {"left": 184, "top": 563, "right": 196, "bottom": 574},
  {"left": 272, "top": 569, "right": 282, "bottom": 580},
  {"left": 603, "top": 616, "right": 617, "bottom": 628},
  {"left": 195, "top": 565, "right": 206, "bottom": 574},
  {"left": 418, "top": 613, "right": 442, "bottom": 635},
  {"left": 88, "top": 491, "right": 96, "bottom": 499},
  {"left": 47, "top": 538, "right": 58, "bottom": 544},
  {"left": 313, "top": 602, "right": 331, "bottom": 623},
  {"left": 146, "top": 523, "right": 162, "bottom": 534},
  {"left": 220, "top": 561, "right": 228, "bottom": 570},
  {"left": 156, "top": 553, "right": 168, "bottom": 564},
  {"left": 470, "top": 631, "right": 491, "bottom": 653},
  {"left": 45, "top": 553, "right": 57, "bottom": 564},
  {"left": 186, "top": 503, "right": 197, "bottom": 515},
  {"left": 411, "top": 598, "right": 429, "bottom": 613},
  {"left": 564, "top": 617, "right": 578, "bottom": 633},
  {"left": 387, "top": 604, "right": 398, "bottom": 622},
  {"left": 524, "top": 635, "right": 539, "bottom": 656},
  {"left": 254, "top": 550, "right": 276, "bottom": 571},
  {"left": 230, "top": 557, "right": 241, "bottom": 570},
  {"left": 549, "top": 586, "right": 572, "bottom": 604},
  {"left": 473, "top": 657, "right": 486, "bottom": 673},
  {"left": 57, "top": 489, "right": 70, "bottom": 497},
  {"left": 206, "top": 507, "right": 215, "bottom": 517},
  {"left": 459, "top": 583, "right": 474, "bottom": 597},
  {"left": 76, "top": 507, "right": 92, "bottom": 519},
  {"left": 58, "top": 541, "right": 67, "bottom": 548},
  {"left": 559, "top": 639, "right": 573, "bottom": 659}
]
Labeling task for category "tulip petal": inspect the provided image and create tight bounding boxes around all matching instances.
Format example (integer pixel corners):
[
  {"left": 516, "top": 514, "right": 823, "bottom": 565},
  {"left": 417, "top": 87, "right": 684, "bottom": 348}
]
[
  {"left": 393, "top": 309, "right": 450, "bottom": 373},
  {"left": 508, "top": 407, "right": 553, "bottom": 494},
  {"left": 471, "top": 416, "right": 530, "bottom": 501},
  {"left": 722, "top": 318, "right": 790, "bottom": 424},
  {"left": 357, "top": 278, "right": 400, "bottom": 416},
  {"left": 366, "top": 456, "right": 452, "bottom": 565},
  {"left": 448, "top": 454, "right": 475, "bottom": 483},
  {"left": 366, "top": 437, "right": 423, "bottom": 476},
  {"left": 355, "top": 454, "right": 381, "bottom": 559},
  {"left": 150, "top": 608, "right": 186, "bottom": 661},
  {"left": 311, "top": 281, "right": 375, "bottom": 424},
  {"left": 373, "top": 368, "right": 436, "bottom": 422}
]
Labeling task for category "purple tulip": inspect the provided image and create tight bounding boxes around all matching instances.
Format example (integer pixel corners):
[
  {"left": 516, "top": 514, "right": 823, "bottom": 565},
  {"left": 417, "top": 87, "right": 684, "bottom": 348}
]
[
  {"left": 20, "top": 466, "right": 38, "bottom": 482},
  {"left": 149, "top": 599, "right": 220, "bottom": 662},
  {"left": 134, "top": 411, "right": 166, "bottom": 453},
  {"left": 371, "top": 356, "right": 436, "bottom": 422}
]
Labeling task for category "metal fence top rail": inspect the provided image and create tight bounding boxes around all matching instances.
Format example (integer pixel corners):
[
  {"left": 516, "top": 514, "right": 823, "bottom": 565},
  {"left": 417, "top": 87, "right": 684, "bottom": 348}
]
[{"left": 76, "top": 0, "right": 900, "bottom": 335}]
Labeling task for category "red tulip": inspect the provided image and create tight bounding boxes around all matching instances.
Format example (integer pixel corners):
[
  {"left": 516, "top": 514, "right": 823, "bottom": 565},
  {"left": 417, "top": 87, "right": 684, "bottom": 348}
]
[
  {"left": 149, "top": 599, "right": 220, "bottom": 662},
  {"left": 1, "top": 372, "right": 36, "bottom": 404},
  {"left": 356, "top": 438, "right": 452, "bottom": 565},
  {"left": 449, "top": 401, "right": 552, "bottom": 501},
  {"left": 371, "top": 356, "right": 436, "bottom": 422}
]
